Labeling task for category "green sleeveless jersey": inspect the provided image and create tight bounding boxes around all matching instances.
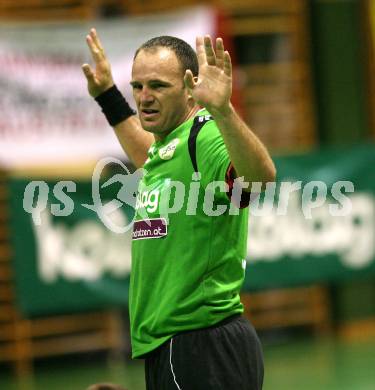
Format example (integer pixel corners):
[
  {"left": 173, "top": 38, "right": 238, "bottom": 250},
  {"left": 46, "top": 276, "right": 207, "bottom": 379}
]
[{"left": 130, "top": 109, "right": 249, "bottom": 358}]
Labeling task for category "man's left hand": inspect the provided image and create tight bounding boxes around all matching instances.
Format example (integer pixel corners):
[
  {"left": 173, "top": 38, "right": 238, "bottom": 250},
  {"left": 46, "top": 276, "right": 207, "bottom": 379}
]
[{"left": 184, "top": 36, "right": 232, "bottom": 116}]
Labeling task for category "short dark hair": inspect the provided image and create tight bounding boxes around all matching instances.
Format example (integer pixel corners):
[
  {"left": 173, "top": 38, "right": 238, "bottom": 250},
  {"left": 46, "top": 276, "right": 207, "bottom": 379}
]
[{"left": 134, "top": 36, "right": 199, "bottom": 77}]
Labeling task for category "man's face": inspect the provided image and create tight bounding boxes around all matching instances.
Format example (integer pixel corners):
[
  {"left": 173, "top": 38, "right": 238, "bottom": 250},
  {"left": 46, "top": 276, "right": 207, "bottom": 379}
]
[{"left": 131, "top": 47, "right": 191, "bottom": 139}]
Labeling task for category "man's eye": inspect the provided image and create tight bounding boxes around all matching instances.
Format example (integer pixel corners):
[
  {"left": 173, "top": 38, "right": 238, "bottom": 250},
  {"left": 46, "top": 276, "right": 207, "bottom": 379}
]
[{"left": 133, "top": 85, "right": 142, "bottom": 90}]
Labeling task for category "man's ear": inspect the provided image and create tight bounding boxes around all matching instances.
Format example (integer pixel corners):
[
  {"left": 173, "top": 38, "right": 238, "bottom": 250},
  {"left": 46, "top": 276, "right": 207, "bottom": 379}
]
[
  {"left": 189, "top": 76, "right": 199, "bottom": 98},
  {"left": 184, "top": 85, "right": 194, "bottom": 101},
  {"left": 187, "top": 93, "right": 195, "bottom": 104}
]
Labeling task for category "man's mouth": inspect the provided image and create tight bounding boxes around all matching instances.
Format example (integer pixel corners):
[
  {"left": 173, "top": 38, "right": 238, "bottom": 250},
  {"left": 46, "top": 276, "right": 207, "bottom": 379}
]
[{"left": 141, "top": 109, "right": 159, "bottom": 119}]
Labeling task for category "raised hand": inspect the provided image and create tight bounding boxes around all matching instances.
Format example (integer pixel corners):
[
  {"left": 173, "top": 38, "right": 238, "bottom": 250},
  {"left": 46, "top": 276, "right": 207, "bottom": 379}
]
[
  {"left": 184, "top": 35, "right": 232, "bottom": 116},
  {"left": 82, "top": 28, "right": 114, "bottom": 98}
]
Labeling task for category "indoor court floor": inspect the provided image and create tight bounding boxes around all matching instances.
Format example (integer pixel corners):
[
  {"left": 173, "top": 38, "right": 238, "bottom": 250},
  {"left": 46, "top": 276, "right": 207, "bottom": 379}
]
[{"left": 1, "top": 336, "right": 375, "bottom": 390}]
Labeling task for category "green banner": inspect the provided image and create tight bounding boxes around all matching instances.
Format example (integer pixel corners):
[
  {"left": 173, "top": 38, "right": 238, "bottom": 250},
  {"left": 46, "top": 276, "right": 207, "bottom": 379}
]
[
  {"left": 8, "top": 143, "right": 375, "bottom": 316},
  {"left": 9, "top": 178, "right": 134, "bottom": 317},
  {"left": 244, "top": 143, "right": 375, "bottom": 290}
]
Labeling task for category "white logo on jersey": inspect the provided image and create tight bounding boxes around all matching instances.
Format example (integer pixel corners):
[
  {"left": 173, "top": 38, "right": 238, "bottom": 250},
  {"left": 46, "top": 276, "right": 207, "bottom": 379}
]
[
  {"left": 198, "top": 115, "right": 212, "bottom": 122},
  {"left": 159, "top": 138, "right": 180, "bottom": 160},
  {"left": 148, "top": 145, "right": 156, "bottom": 156},
  {"left": 135, "top": 189, "right": 160, "bottom": 213}
]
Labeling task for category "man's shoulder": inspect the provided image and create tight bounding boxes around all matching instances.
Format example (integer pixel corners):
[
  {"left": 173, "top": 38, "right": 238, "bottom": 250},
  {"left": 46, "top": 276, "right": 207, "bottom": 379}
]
[
  {"left": 193, "top": 110, "right": 221, "bottom": 140},
  {"left": 194, "top": 108, "right": 213, "bottom": 122}
]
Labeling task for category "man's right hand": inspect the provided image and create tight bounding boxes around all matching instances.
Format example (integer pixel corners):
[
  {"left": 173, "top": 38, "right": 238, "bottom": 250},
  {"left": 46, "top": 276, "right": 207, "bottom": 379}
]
[{"left": 82, "top": 28, "right": 114, "bottom": 98}]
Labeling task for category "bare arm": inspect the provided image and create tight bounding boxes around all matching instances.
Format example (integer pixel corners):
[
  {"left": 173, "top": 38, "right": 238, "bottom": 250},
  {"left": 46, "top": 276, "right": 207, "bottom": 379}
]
[
  {"left": 184, "top": 36, "right": 276, "bottom": 187},
  {"left": 112, "top": 116, "right": 154, "bottom": 168},
  {"left": 81, "top": 28, "right": 153, "bottom": 168},
  {"left": 212, "top": 104, "right": 275, "bottom": 185}
]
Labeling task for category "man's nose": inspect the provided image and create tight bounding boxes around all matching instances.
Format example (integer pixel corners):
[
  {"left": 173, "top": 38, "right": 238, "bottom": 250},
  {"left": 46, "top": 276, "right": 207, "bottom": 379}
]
[{"left": 140, "top": 87, "right": 154, "bottom": 104}]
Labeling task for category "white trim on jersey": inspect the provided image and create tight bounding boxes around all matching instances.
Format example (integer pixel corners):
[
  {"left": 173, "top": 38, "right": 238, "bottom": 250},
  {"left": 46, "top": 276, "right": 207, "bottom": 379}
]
[{"left": 169, "top": 338, "right": 183, "bottom": 389}]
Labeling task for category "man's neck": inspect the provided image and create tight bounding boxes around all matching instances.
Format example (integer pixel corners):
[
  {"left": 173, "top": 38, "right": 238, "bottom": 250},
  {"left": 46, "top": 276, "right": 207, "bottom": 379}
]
[
  {"left": 185, "top": 104, "right": 201, "bottom": 121},
  {"left": 154, "top": 105, "right": 200, "bottom": 142}
]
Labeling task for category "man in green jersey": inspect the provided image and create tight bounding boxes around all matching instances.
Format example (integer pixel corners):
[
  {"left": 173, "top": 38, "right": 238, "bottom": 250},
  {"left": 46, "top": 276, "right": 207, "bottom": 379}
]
[{"left": 83, "top": 28, "right": 275, "bottom": 389}]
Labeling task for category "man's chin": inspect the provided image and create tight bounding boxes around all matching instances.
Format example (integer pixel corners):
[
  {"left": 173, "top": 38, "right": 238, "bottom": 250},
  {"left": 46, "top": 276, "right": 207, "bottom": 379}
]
[{"left": 140, "top": 121, "right": 161, "bottom": 134}]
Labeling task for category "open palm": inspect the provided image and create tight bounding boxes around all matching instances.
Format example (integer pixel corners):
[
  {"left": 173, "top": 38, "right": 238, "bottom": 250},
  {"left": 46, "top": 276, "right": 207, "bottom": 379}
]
[
  {"left": 184, "top": 36, "right": 232, "bottom": 115},
  {"left": 82, "top": 29, "right": 114, "bottom": 98}
]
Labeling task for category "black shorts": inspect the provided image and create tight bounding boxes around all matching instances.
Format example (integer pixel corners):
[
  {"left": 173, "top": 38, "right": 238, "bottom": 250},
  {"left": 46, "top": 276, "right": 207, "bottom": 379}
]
[{"left": 144, "top": 315, "right": 264, "bottom": 390}]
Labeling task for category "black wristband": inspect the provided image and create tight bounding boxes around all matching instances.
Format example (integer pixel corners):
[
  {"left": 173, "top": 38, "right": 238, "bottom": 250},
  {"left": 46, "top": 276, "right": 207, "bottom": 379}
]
[{"left": 95, "top": 85, "right": 136, "bottom": 126}]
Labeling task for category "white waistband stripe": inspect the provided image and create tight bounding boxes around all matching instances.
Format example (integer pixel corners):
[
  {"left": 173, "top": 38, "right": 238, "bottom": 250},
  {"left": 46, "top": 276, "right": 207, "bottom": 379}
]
[{"left": 169, "top": 338, "right": 182, "bottom": 390}]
